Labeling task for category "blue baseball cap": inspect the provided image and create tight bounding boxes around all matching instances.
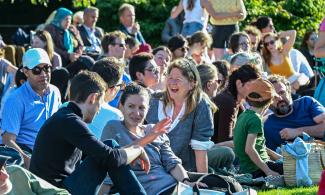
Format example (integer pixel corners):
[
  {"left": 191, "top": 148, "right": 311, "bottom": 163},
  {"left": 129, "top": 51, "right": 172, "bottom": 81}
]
[{"left": 23, "top": 48, "right": 52, "bottom": 69}]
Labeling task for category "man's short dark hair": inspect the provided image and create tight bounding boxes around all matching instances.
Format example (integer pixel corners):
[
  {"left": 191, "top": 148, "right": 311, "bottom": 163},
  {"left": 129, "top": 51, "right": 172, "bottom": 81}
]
[
  {"left": 168, "top": 35, "right": 187, "bottom": 52},
  {"left": 101, "top": 31, "right": 127, "bottom": 54},
  {"left": 91, "top": 57, "right": 123, "bottom": 88},
  {"left": 268, "top": 74, "right": 291, "bottom": 94},
  {"left": 69, "top": 70, "right": 107, "bottom": 103},
  {"left": 129, "top": 52, "right": 153, "bottom": 81},
  {"left": 126, "top": 36, "right": 139, "bottom": 49}
]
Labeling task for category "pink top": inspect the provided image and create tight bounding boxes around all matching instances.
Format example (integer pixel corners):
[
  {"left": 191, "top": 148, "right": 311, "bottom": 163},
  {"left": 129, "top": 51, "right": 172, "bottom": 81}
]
[{"left": 320, "top": 17, "right": 325, "bottom": 31}]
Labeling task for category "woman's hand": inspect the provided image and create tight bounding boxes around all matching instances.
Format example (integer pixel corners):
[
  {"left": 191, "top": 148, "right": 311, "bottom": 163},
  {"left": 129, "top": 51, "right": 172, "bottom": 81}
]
[{"left": 152, "top": 117, "right": 172, "bottom": 134}]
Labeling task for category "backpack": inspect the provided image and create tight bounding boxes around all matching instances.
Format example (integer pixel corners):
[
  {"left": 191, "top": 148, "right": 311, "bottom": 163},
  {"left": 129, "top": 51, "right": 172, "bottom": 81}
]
[{"left": 193, "top": 174, "right": 243, "bottom": 195}]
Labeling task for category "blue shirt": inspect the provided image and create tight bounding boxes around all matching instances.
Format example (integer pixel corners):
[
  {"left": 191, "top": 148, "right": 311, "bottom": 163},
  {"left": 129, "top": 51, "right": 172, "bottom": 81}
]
[
  {"left": 109, "top": 73, "right": 131, "bottom": 108},
  {"left": 88, "top": 103, "right": 123, "bottom": 139},
  {"left": 1, "top": 81, "right": 61, "bottom": 149},
  {"left": 264, "top": 96, "right": 325, "bottom": 151}
]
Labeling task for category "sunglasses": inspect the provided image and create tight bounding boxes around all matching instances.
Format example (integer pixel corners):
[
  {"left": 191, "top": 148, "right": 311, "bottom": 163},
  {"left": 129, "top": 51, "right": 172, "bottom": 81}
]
[
  {"left": 264, "top": 40, "right": 275, "bottom": 47},
  {"left": 27, "top": 65, "right": 51, "bottom": 75},
  {"left": 110, "top": 82, "right": 126, "bottom": 90},
  {"left": 145, "top": 66, "right": 159, "bottom": 74}
]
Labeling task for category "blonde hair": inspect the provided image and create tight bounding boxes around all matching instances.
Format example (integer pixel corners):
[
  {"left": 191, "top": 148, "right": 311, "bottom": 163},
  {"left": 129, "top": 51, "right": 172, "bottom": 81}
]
[{"left": 35, "top": 30, "right": 55, "bottom": 61}]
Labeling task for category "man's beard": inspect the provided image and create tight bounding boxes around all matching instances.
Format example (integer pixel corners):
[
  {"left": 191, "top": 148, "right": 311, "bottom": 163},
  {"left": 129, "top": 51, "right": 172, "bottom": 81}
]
[{"left": 270, "top": 100, "right": 293, "bottom": 116}]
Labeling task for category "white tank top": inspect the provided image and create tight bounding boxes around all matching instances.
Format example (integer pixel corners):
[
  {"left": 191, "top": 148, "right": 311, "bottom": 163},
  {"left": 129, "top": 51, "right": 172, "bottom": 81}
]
[{"left": 182, "top": 0, "right": 208, "bottom": 25}]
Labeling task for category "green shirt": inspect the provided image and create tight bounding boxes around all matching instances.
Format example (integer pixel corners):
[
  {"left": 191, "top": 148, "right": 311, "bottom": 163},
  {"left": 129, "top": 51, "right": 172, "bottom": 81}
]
[{"left": 233, "top": 109, "right": 269, "bottom": 174}]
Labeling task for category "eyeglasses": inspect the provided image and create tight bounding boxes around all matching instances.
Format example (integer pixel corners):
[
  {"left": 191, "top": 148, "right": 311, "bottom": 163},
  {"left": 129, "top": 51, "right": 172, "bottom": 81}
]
[
  {"left": 27, "top": 65, "right": 51, "bottom": 75},
  {"left": 110, "top": 82, "right": 126, "bottom": 90},
  {"left": 264, "top": 40, "right": 275, "bottom": 47},
  {"left": 145, "top": 66, "right": 159, "bottom": 74},
  {"left": 113, "top": 43, "right": 126, "bottom": 48},
  {"left": 239, "top": 42, "right": 250, "bottom": 47}
]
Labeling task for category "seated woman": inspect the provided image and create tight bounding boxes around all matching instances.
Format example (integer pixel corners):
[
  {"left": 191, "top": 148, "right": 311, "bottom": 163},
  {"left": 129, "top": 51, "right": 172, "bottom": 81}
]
[
  {"left": 146, "top": 58, "right": 234, "bottom": 173},
  {"left": 45, "top": 7, "right": 83, "bottom": 66},
  {"left": 197, "top": 63, "right": 235, "bottom": 171},
  {"left": 31, "top": 30, "right": 62, "bottom": 69},
  {"left": 300, "top": 30, "right": 318, "bottom": 68},
  {"left": 101, "top": 83, "right": 205, "bottom": 195}
]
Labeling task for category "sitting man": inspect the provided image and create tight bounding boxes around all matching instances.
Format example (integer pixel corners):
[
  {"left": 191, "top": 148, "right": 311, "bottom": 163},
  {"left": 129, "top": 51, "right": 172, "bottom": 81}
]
[
  {"left": 234, "top": 78, "right": 283, "bottom": 178},
  {"left": 1, "top": 48, "right": 61, "bottom": 169},
  {"left": 30, "top": 71, "right": 148, "bottom": 195},
  {"left": 264, "top": 75, "right": 325, "bottom": 151},
  {"left": 118, "top": 3, "right": 145, "bottom": 44},
  {"left": 128, "top": 52, "right": 159, "bottom": 91},
  {"left": 100, "top": 31, "right": 131, "bottom": 108},
  {"left": 88, "top": 57, "right": 124, "bottom": 139},
  {"left": 78, "top": 7, "right": 104, "bottom": 55},
  {"left": 0, "top": 155, "right": 69, "bottom": 194}
]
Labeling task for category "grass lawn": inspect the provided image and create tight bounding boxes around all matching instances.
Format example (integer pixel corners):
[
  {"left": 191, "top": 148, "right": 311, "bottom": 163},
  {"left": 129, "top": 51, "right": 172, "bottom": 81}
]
[{"left": 258, "top": 186, "right": 318, "bottom": 195}]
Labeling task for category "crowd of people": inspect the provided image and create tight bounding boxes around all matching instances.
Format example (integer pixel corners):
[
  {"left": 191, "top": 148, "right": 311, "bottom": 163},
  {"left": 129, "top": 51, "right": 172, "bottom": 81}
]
[{"left": 0, "top": 1, "right": 325, "bottom": 194}]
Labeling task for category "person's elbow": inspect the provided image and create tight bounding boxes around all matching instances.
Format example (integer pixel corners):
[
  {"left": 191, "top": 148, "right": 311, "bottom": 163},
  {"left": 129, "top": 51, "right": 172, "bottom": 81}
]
[{"left": 245, "top": 145, "right": 254, "bottom": 155}]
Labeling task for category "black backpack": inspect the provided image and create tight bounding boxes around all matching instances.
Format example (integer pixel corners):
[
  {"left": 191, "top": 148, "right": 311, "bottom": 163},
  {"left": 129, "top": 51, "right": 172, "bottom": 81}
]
[{"left": 193, "top": 173, "right": 243, "bottom": 195}]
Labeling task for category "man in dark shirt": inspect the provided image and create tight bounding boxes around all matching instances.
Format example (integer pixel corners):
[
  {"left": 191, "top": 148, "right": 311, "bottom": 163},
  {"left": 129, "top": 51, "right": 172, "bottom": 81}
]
[{"left": 30, "top": 71, "right": 148, "bottom": 195}]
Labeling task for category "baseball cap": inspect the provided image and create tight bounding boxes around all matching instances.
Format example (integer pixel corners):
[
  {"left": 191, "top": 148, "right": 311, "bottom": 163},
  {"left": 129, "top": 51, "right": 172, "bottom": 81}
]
[
  {"left": 0, "top": 155, "right": 10, "bottom": 168},
  {"left": 247, "top": 78, "right": 277, "bottom": 102},
  {"left": 23, "top": 48, "right": 52, "bottom": 69}
]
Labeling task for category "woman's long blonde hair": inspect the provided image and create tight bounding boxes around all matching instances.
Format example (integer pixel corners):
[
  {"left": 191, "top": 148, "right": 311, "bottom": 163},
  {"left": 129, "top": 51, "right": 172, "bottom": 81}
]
[
  {"left": 162, "top": 58, "right": 216, "bottom": 120},
  {"left": 35, "top": 30, "right": 55, "bottom": 61}
]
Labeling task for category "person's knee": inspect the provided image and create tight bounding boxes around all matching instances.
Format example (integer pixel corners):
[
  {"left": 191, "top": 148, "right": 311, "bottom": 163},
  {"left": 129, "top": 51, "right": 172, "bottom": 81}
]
[{"left": 102, "top": 139, "right": 120, "bottom": 149}]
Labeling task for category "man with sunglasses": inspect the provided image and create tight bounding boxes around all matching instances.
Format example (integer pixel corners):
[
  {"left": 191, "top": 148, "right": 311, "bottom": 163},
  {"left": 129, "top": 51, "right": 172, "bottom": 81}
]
[
  {"left": 129, "top": 53, "right": 160, "bottom": 92},
  {"left": 1, "top": 48, "right": 61, "bottom": 169},
  {"left": 101, "top": 31, "right": 132, "bottom": 108},
  {"left": 88, "top": 57, "right": 125, "bottom": 139}
]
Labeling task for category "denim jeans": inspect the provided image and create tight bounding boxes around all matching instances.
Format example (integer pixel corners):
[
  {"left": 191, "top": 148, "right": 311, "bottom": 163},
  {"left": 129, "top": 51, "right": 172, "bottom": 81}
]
[
  {"left": 63, "top": 139, "right": 146, "bottom": 195},
  {"left": 181, "top": 22, "right": 204, "bottom": 37}
]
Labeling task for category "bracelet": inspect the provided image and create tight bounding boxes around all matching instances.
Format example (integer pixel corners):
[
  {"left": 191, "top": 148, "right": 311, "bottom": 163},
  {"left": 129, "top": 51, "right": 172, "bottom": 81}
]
[{"left": 182, "top": 178, "right": 191, "bottom": 183}]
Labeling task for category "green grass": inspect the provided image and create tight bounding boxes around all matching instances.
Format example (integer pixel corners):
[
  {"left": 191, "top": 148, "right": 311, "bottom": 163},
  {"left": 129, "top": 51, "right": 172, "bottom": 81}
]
[{"left": 258, "top": 186, "right": 318, "bottom": 195}]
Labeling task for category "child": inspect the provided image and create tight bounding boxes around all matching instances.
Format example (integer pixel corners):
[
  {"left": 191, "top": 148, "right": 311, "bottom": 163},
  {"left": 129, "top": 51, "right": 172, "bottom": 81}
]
[{"left": 233, "top": 78, "right": 283, "bottom": 178}]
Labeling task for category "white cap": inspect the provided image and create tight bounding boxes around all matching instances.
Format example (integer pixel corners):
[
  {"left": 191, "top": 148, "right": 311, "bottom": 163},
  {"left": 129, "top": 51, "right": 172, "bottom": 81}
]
[{"left": 23, "top": 48, "right": 52, "bottom": 69}]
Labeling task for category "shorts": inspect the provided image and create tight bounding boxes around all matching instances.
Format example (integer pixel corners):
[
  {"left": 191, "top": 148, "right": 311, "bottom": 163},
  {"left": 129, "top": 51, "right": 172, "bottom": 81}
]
[
  {"left": 211, "top": 24, "right": 238, "bottom": 49},
  {"left": 181, "top": 22, "right": 204, "bottom": 37}
]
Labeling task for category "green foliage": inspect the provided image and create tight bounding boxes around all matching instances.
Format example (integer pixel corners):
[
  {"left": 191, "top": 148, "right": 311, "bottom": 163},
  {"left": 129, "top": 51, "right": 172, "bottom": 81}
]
[
  {"left": 97, "top": 0, "right": 324, "bottom": 47},
  {"left": 242, "top": 0, "right": 324, "bottom": 46},
  {"left": 96, "top": 0, "right": 178, "bottom": 46},
  {"left": 5, "top": 0, "right": 95, "bottom": 7}
]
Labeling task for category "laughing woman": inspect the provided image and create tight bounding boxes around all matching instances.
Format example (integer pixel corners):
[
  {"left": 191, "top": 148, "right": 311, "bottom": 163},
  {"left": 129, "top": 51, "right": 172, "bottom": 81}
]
[
  {"left": 101, "top": 84, "right": 206, "bottom": 195},
  {"left": 146, "top": 58, "right": 234, "bottom": 173}
]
